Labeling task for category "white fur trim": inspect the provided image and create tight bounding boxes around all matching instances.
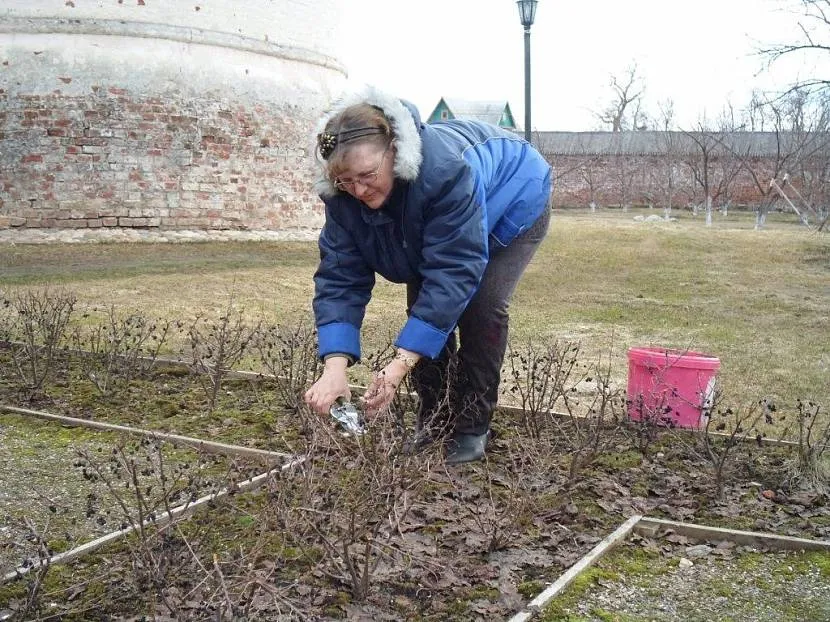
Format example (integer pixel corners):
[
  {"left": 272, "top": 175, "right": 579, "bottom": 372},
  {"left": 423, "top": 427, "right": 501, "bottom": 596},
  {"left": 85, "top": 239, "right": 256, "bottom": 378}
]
[{"left": 312, "top": 85, "right": 423, "bottom": 198}]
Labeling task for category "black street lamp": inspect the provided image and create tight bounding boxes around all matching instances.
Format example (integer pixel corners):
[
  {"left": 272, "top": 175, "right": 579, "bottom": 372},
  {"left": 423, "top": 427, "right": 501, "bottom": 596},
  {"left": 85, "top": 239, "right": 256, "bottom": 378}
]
[{"left": 516, "top": 0, "right": 538, "bottom": 143}]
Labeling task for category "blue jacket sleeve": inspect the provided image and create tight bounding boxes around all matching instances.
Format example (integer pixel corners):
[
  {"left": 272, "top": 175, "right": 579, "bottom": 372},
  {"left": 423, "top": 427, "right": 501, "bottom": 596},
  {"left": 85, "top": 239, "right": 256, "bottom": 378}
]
[
  {"left": 395, "top": 158, "right": 489, "bottom": 358},
  {"left": 312, "top": 205, "right": 375, "bottom": 361}
]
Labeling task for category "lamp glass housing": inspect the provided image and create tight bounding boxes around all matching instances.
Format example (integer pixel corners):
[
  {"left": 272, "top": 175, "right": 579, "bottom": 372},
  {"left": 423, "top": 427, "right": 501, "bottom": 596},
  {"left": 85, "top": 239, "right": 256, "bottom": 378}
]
[{"left": 516, "top": 0, "right": 538, "bottom": 28}]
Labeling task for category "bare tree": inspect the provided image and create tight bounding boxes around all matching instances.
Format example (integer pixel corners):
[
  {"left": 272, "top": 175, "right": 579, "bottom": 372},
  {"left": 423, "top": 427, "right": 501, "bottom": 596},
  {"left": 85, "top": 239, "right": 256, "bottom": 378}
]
[
  {"left": 738, "top": 91, "right": 830, "bottom": 229},
  {"left": 597, "top": 63, "right": 646, "bottom": 132},
  {"left": 579, "top": 156, "right": 606, "bottom": 210},
  {"left": 760, "top": 0, "right": 830, "bottom": 97},
  {"left": 682, "top": 110, "right": 746, "bottom": 226},
  {"left": 649, "top": 100, "right": 688, "bottom": 219}
]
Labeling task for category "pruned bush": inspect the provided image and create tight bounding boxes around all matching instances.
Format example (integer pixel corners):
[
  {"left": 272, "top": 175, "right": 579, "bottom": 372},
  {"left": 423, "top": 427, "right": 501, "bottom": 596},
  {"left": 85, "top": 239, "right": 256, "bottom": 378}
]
[
  {"left": 680, "top": 396, "right": 767, "bottom": 499},
  {"left": 0, "top": 288, "right": 76, "bottom": 398},
  {"left": 70, "top": 306, "right": 171, "bottom": 395},
  {"left": 185, "top": 296, "right": 259, "bottom": 413},
  {"left": 503, "top": 337, "right": 625, "bottom": 483},
  {"left": 783, "top": 399, "right": 830, "bottom": 493},
  {"left": 254, "top": 321, "right": 321, "bottom": 434},
  {"left": 503, "top": 338, "right": 581, "bottom": 439},
  {"left": 269, "top": 412, "right": 432, "bottom": 602}
]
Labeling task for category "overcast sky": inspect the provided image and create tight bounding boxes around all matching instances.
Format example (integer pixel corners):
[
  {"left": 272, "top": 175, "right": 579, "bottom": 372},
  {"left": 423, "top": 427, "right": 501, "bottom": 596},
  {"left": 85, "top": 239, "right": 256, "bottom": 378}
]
[{"left": 336, "top": 0, "right": 827, "bottom": 131}]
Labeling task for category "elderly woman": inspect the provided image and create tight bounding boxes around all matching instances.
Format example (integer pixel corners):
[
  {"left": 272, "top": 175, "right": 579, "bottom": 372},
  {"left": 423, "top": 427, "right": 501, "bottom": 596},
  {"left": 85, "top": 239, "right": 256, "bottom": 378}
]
[{"left": 303, "top": 86, "right": 552, "bottom": 464}]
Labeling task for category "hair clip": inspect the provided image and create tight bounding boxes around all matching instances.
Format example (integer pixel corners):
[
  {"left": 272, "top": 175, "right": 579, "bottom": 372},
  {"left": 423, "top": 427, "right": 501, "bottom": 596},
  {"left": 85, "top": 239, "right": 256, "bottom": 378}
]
[{"left": 317, "top": 132, "right": 338, "bottom": 160}]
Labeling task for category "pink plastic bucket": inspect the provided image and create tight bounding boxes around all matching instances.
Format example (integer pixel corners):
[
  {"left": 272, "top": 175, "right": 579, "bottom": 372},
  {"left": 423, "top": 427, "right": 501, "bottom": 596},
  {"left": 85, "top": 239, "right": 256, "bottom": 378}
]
[{"left": 627, "top": 347, "right": 720, "bottom": 428}]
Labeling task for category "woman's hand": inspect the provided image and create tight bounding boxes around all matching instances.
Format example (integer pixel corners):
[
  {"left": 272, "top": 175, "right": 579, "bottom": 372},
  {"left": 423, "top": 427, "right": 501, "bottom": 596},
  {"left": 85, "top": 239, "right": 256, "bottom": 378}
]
[
  {"left": 362, "top": 350, "right": 420, "bottom": 416},
  {"left": 304, "top": 356, "right": 351, "bottom": 415}
]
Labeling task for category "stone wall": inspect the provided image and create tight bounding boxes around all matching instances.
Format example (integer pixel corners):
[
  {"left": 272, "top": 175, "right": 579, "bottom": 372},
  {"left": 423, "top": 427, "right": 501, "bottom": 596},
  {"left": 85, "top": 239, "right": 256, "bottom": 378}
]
[{"left": 0, "top": 0, "right": 345, "bottom": 231}]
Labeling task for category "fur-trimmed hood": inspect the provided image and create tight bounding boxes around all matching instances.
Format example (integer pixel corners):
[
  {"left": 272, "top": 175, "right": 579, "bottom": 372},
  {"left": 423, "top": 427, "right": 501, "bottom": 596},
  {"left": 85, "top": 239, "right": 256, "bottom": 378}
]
[{"left": 312, "top": 86, "right": 423, "bottom": 198}]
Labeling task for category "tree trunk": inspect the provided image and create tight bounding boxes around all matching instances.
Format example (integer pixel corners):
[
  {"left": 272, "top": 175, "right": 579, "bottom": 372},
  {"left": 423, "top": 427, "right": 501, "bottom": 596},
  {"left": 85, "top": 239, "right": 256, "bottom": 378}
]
[
  {"left": 754, "top": 208, "right": 767, "bottom": 231},
  {"left": 705, "top": 195, "right": 713, "bottom": 227}
]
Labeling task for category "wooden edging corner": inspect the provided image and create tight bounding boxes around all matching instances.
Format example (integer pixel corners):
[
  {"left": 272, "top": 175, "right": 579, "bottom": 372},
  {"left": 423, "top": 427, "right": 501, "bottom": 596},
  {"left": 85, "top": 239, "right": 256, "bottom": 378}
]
[
  {"left": 507, "top": 514, "right": 642, "bottom": 622},
  {"left": 508, "top": 514, "right": 830, "bottom": 621}
]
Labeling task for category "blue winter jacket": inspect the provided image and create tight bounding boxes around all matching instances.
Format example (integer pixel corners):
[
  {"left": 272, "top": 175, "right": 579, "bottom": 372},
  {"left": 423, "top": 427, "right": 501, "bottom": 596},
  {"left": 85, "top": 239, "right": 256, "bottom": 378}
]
[{"left": 312, "top": 89, "right": 552, "bottom": 361}]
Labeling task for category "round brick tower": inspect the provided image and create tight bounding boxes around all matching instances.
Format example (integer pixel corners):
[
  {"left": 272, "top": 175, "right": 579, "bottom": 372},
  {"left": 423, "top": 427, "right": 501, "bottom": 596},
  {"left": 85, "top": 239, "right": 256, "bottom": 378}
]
[{"left": 0, "top": 1, "right": 345, "bottom": 232}]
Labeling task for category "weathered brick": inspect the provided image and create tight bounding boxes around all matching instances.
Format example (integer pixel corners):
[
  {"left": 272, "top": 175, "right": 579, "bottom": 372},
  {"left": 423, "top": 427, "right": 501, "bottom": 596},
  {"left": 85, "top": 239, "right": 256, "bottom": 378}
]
[{"left": 0, "top": 87, "right": 327, "bottom": 232}]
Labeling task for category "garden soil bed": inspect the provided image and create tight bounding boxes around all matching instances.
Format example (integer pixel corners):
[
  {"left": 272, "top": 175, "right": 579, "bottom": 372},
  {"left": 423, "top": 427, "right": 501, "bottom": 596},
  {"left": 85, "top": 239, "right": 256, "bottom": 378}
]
[{"left": 0, "top": 353, "right": 828, "bottom": 621}]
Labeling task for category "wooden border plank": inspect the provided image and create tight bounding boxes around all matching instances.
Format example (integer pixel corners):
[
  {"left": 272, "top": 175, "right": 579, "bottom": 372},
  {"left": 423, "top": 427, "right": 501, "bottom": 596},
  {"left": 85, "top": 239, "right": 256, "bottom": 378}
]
[
  {"left": 0, "top": 405, "right": 289, "bottom": 461},
  {"left": 1, "top": 455, "right": 306, "bottom": 584},
  {"left": 507, "top": 514, "right": 642, "bottom": 622},
  {"left": 635, "top": 517, "right": 830, "bottom": 552}
]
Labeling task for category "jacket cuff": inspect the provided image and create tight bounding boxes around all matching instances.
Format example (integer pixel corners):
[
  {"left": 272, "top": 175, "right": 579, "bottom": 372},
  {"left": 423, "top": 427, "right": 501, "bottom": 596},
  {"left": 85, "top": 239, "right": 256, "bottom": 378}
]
[
  {"left": 394, "top": 316, "right": 449, "bottom": 359},
  {"left": 317, "top": 322, "right": 361, "bottom": 361}
]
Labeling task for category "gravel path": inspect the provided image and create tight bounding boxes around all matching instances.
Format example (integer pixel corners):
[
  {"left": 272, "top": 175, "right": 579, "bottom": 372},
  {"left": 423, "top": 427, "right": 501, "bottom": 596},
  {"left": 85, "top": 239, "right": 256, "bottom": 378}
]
[{"left": 554, "top": 541, "right": 830, "bottom": 621}]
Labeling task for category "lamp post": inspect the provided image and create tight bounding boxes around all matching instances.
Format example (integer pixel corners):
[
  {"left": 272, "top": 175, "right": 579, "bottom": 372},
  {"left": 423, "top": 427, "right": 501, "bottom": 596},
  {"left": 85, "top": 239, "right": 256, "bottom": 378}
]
[{"left": 516, "top": 0, "right": 538, "bottom": 143}]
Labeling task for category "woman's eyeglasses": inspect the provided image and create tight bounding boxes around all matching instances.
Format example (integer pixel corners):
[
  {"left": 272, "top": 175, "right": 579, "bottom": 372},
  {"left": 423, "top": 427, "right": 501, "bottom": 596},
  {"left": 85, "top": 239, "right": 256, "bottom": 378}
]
[{"left": 334, "top": 146, "right": 390, "bottom": 192}]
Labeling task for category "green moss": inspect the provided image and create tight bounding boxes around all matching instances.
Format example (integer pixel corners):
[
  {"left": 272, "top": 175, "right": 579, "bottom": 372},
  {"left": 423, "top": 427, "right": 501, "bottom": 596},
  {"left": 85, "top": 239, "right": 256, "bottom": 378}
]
[
  {"left": 444, "top": 598, "right": 470, "bottom": 616},
  {"left": 593, "top": 450, "right": 643, "bottom": 471},
  {"left": 708, "top": 580, "right": 736, "bottom": 598},
  {"left": 611, "top": 547, "right": 666, "bottom": 577},
  {"left": 808, "top": 550, "right": 830, "bottom": 577},
  {"left": 736, "top": 551, "right": 765, "bottom": 571},
  {"left": 47, "top": 538, "right": 72, "bottom": 554},
  {"left": 518, "top": 579, "right": 544, "bottom": 599},
  {"left": 468, "top": 585, "right": 500, "bottom": 600},
  {"left": 773, "top": 550, "right": 830, "bottom": 578},
  {"left": 589, "top": 608, "right": 641, "bottom": 622},
  {"left": 540, "top": 565, "right": 620, "bottom": 619},
  {"left": 629, "top": 481, "right": 649, "bottom": 497}
]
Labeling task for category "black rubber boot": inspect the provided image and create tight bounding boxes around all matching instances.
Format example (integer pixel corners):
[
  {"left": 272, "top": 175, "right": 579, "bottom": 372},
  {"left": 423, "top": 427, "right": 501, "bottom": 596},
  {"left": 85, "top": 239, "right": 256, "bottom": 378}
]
[{"left": 444, "top": 432, "right": 489, "bottom": 465}]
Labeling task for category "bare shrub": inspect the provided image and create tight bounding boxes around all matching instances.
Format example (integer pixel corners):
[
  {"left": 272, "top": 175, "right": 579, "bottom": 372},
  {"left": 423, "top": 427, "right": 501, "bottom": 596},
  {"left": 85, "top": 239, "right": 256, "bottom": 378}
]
[
  {"left": 70, "top": 306, "right": 171, "bottom": 395},
  {"left": 503, "top": 338, "right": 581, "bottom": 439},
  {"left": 254, "top": 321, "right": 321, "bottom": 432},
  {"left": 73, "top": 440, "right": 257, "bottom": 617},
  {"left": 186, "top": 297, "right": 260, "bottom": 413},
  {"left": 0, "top": 288, "right": 76, "bottom": 398},
  {"left": 553, "top": 349, "right": 626, "bottom": 483},
  {"left": 681, "top": 396, "right": 767, "bottom": 499},
  {"left": 4, "top": 516, "right": 54, "bottom": 620},
  {"left": 504, "top": 338, "right": 625, "bottom": 483},
  {"left": 625, "top": 390, "right": 680, "bottom": 458},
  {"left": 273, "top": 413, "right": 432, "bottom": 602},
  {"left": 783, "top": 399, "right": 830, "bottom": 493}
]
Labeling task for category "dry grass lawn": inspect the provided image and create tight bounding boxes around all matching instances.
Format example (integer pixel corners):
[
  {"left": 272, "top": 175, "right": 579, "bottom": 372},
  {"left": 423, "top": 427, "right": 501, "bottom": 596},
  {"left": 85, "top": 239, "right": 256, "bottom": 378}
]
[{"left": 1, "top": 208, "right": 828, "bottom": 411}]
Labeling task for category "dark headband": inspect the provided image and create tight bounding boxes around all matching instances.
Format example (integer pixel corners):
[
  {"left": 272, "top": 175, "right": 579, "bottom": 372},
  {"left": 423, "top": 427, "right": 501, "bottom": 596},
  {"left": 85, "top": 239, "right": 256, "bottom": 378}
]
[{"left": 316, "top": 126, "right": 388, "bottom": 160}]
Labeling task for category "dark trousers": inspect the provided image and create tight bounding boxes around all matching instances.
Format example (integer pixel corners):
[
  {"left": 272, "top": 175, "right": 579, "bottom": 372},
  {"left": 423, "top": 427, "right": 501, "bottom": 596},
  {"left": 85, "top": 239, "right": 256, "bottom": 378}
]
[{"left": 406, "top": 207, "right": 550, "bottom": 436}]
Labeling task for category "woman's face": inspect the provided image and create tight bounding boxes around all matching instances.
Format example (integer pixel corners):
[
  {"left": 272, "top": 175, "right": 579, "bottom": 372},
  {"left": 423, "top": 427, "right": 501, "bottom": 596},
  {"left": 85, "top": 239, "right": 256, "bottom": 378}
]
[{"left": 332, "top": 142, "right": 395, "bottom": 209}]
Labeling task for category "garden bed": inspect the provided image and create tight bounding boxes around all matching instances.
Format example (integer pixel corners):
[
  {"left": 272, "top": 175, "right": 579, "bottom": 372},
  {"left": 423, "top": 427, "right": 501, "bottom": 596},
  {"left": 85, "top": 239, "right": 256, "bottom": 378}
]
[
  {"left": 0, "top": 281, "right": 827, "bottom": 620},
  {"left": 0, "top": 349, "right": 827, "bottom": 620}
]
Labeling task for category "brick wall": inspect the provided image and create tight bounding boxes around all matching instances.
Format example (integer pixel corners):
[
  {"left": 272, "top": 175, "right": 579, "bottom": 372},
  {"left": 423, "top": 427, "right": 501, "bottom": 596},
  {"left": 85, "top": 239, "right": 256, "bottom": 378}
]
[
  {"left": 0, "top": 87, "right": 326, "bottom": 230},
  {"left": 550, "top": 154, "right": 780, "bottom": 210},
  {"left": 0, "top": 1, "right": 344, "bottom": 231}
]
